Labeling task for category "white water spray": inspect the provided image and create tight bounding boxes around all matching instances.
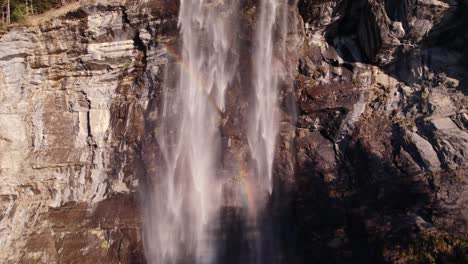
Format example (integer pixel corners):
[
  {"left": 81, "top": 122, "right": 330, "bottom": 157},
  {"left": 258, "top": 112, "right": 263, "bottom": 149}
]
[
  {"left": 248, "top": 0, "right": 289, "bottom": 196},
  {"left": 143, "top": 0, "right": 294, "bottom": 263},
  {"left": 143, "top": 1, "right": 238, "bottom": 263}
]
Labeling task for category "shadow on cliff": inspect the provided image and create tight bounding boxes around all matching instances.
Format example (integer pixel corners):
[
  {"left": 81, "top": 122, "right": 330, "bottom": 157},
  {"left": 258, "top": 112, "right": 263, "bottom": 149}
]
[
  {"left": 324, "top": 0, "right": 381, "bottom": 64},
  {"left": 288, "top": 135, "right": 437, "bottom": 263},
  {"left": 209, "top": 153, "right": 458, "bottom": 264},
  {"left": 324, "top": 0, "right": 468, "bottom": 95},
  {"left": 384, "top": 1, "right": 468, "bottom": 96}
]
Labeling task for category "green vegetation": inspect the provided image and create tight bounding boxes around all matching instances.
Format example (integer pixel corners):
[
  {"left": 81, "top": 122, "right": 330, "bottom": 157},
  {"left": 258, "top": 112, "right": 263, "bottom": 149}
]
[
  {"left": 400, "top": 233, "right": 468, "bottom": 263},
  {"left": 1, "top": 0, "right": 62, "bottom": 25},
  {"left": 29, "top": 0, "right": 62, "bottom": 14},
  {"left": 11, "top": 2, "right": 29, "bottom": 22}
]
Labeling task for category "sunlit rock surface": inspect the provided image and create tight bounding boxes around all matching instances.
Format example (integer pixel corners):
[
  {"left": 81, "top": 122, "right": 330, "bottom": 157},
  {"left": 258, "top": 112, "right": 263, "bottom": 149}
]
[
  {"left": 0, "top": 1, "right": 177, "bottom": 262},
  {"left": 0, "top": 0, "right": 466, "bottom": 263}
]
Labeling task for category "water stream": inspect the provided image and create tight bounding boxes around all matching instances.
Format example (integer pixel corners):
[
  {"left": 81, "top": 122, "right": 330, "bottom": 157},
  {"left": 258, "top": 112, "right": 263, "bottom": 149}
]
[
  {"left": 143, "top": 1, "right": 294, "bottom": 263},
  {"left": 248, "top": 0, "right": 289, "bottom": 204}
]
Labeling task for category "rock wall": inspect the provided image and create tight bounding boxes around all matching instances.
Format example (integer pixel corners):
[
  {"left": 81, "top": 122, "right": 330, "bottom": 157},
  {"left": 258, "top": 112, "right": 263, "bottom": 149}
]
[
  {"left": 0, "top": 0, "right": 466, "bottom": 263},
  {"left": 0, "top": 1, "right": 177, "bottom": 262},
  {"left": 294, "top": 0, "right": 467, "bottom": 263}
]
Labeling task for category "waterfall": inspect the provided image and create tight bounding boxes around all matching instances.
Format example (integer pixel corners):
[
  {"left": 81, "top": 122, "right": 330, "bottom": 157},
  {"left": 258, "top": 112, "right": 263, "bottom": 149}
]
[
  {"left": 143, "top": 1, "right": 238, "bottom": 263},
  {"left": 247, "top": 1, "right": 291, "bottom": 263},
  {"left": 248, "top": 0, "right": 289, "bottom": 199},
  {"left": 143, "top": 0, "right": 294, "bottom": 263}
]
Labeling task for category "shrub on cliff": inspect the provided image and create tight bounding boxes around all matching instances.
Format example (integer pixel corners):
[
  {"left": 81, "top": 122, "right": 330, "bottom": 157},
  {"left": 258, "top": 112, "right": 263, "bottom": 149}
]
[
  {"left": 29, "top": 0, "right": 61, "bottom": 14},
  {"left": 1, "top": 0, "right": 61, "bottom": 24}
]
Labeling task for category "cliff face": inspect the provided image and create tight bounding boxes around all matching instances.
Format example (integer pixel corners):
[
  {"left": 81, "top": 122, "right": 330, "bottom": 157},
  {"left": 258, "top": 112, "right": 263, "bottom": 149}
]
[
  {"left": 295, "top": 0, "right": 468, "bottom": 262},
  {"left": 0, "top": 0, "right": 466, "bottom": 263},
  {"left": 0, "top": 1, "right": 177, "bottom": 262}
]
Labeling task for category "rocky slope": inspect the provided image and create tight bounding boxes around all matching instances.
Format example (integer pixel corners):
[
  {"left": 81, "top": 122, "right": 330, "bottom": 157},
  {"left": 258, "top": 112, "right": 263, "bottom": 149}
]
[{"left": 0, "top": 0, "right": 466, "bottom": 263}]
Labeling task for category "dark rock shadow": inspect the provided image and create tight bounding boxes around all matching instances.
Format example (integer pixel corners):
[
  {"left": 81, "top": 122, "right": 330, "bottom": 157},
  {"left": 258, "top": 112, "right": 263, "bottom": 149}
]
[
  {"left": 323, "top": 0, "right": 468, "bottom": 95},
  {"left": 324, "top": 0, "right": 384, "bottom": 63},
  {"left": 384, "top": 1, "right": 468, "bottom": 95},
  {"left": 286, "top": 133, "right": 437, "bottom": 263}
]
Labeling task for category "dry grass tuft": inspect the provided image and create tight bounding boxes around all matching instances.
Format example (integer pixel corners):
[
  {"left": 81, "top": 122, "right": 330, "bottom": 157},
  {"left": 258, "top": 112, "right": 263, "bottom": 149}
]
[{"left": 24, "top": 0, "right": 127, "bottom": 26}]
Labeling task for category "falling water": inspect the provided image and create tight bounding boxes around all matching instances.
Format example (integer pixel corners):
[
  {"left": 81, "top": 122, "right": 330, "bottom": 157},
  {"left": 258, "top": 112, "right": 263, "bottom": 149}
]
[
  {"left": 143, "top": 0, "right": 294, "bottom": 263},
  {"left": 143, "top": 1, "right": 238, "bottom": 263},
  {"left": 246, "top": 1, "right": 291, "bottom": 263},
  {"left": 248, "top": 0, "right": 289, "bottom": 198}
]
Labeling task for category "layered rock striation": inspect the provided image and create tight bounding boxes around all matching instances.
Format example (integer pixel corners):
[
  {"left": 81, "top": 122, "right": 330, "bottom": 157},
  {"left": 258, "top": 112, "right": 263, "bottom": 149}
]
[{"left": 0, "top": 1, "right": 177, "bottom": 262}]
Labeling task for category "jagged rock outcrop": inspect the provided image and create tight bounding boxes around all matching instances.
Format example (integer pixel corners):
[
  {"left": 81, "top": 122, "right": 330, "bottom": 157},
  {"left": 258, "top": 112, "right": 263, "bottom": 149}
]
[
  {"left": 0, "top": 0, "right": 466, "bottom": 263},
  {"left": 294, "top": 0, "right": 467, "bottom": 263}
]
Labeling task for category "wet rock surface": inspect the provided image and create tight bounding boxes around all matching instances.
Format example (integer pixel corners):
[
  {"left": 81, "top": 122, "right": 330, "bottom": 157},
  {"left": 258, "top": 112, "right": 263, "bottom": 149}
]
[{"left": 0, "top": 0, "right": 466, "bottom": 263}]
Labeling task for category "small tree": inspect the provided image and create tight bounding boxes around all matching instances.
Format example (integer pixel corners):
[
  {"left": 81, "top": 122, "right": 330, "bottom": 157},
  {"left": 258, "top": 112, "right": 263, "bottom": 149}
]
[
  {"left": 0, "top": 1, "right": 6, "bottom": 24},
  {"left": 6, "top": 0, "right": 10, "bottom": 23},
  {"left": 11, "top": 1, "right": 27, "bottom": 22},
  {"left": 1, "top": 0, "right": 62, "bottom": 24},
  {"left": 24, "top": 0, "right": 34, "bottom": 15}
]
